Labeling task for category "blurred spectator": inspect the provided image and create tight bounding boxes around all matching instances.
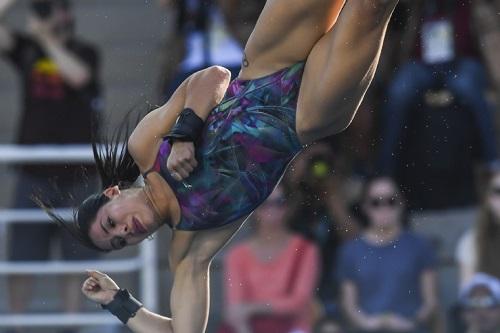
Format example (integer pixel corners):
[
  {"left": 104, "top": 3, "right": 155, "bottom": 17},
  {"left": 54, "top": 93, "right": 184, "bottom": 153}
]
[
  {"left": 0, "top": 0, "right": 101, "bottom": 330},
  {"left": 337, "top": 177, "right": 438, "bottom": 333},
  {"left": 377, "top": 0, "right": 500, "bottom": 312},
  {"left": 378, "top": 0, "right": 499, "bottom": 178},
  {"left": 458, "top": 273, "right": 500, "bottom": 333},
  {"left": 157, "top": 0, "right": 265, "bottom": 102},
  {"left": 456, "top": 171, "right": 500, "bottom": 288},
  {"left": 220, "top": 184, "right": 321, "bottom": 333},
  {"left": 285, "top": 142, "right": 360, "bottom": 319}
]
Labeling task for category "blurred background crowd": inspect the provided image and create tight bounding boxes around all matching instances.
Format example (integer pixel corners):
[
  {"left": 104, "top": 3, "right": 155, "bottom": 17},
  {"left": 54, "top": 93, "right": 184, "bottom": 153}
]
[{"left": 1, "top": 0, "right": 500, "bottom": 333}]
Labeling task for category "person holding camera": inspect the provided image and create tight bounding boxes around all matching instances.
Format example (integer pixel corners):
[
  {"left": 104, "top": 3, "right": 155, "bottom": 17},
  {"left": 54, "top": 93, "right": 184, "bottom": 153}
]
[{"left": 0, "top": 0, "right": 101, "bottom": 331}]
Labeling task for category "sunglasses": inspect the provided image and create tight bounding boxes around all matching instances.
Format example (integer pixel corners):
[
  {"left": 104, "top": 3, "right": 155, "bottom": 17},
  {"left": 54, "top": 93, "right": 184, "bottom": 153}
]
[{"left": 367, "top": 196, "right": 398, "bottom": 208}]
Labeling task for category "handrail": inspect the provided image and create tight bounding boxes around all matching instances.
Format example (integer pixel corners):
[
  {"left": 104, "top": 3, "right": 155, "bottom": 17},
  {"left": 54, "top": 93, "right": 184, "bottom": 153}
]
[{"left": 0, "top": 144, "right": 159, "bottom": 328}]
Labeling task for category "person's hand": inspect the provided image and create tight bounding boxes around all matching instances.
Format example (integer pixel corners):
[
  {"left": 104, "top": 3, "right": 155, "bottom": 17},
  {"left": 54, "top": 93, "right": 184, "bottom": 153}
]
[
  {"left": 385, "top": 314, "right": 416, "bottom": 332},
  {"left": 81, "top": 270, "right": 120, "bottom": 305},
  {"left": 167, "top": 141, "right": 198, "bottom": 180}
]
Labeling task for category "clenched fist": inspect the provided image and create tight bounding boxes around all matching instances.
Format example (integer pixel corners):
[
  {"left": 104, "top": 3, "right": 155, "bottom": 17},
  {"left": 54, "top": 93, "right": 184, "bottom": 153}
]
[
  {"left": 81, "top": 270, "right": 120, "bottom": 305},
  {"left": 167, "top": 141, "right": 198, "bottom": 180}
]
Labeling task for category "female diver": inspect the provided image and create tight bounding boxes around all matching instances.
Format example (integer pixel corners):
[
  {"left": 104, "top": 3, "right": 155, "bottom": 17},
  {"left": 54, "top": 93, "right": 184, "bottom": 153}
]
[{"left": 39, "top": 0, "right": 400, "bottom": 332}]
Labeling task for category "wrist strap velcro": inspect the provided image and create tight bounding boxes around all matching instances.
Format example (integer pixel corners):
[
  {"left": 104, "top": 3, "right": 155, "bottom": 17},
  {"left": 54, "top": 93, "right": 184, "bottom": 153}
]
[
  {"left": 165, "top": 108, "right": 204, "bottom": 144},
  {"left": 101, "top": 289, "right": 143, "bottom": 324}
]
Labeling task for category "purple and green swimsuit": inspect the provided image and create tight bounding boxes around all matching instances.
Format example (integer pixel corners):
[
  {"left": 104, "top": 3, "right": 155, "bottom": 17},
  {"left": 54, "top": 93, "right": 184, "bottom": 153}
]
[{"left": 149, "top": 62, "right": 305, "bottom": 230}]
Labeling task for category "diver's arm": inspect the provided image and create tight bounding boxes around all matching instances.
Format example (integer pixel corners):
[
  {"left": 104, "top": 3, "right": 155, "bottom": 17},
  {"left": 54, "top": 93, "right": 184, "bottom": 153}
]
[
  {"left": 113, "top": 257, "right": 211, "bottom": 333},
  {"left": 126, "top": 308, "right": 174, "bottom": 333},
  {"left": 128, "top": 65, "right": 231, "bottom": 173},
  {"left": 82, "top": 270, "right": 174, "bottom": 333}
]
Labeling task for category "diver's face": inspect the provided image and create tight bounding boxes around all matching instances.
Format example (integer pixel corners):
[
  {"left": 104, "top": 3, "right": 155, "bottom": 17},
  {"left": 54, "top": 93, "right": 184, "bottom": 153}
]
[{"left": 88, "top": 187, "right": 161, "bottom": 251}]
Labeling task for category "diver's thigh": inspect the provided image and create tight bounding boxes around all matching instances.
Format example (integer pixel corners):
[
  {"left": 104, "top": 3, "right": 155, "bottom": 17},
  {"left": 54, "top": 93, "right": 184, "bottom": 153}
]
[{"left": 239, "top": 0, "right": 345, "bottom": 80}]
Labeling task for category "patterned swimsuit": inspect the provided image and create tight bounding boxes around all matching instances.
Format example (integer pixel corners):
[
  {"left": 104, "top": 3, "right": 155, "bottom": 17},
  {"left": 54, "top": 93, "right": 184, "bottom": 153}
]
[{"left": 149, "top": 62, "right": 305, "bottom": 230}]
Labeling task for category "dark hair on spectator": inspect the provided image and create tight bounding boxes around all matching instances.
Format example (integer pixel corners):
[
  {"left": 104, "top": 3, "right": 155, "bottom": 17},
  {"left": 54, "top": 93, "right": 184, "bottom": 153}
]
[
  {"left": 477, "top": 172, "right": 500, "bottom": 278},
  {"left": 34, "top": 110, "right": 143, "bottom": 252}
]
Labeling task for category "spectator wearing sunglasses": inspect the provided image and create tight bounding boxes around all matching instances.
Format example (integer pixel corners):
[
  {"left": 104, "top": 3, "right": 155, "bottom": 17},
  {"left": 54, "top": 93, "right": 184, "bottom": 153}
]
[
  {"left": 459, "top": 273, "right": 500, "bottom": 333},
  {"left": 337, "top": 177, "right": 438, "bottom": 333},
  {"left": 456, "top": 172, "right": 500, "bottom": 288}
]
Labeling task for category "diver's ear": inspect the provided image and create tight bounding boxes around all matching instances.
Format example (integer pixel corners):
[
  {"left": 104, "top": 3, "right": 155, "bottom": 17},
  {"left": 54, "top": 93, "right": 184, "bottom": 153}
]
[{"left": 102, "top": 185, "right": 120, "bottom": 199}]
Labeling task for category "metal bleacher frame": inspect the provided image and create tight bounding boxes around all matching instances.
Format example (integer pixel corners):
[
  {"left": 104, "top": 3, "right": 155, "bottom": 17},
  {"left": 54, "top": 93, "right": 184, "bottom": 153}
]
[{"left": 0, "top": 144, "right": 159, "bottom": 328}]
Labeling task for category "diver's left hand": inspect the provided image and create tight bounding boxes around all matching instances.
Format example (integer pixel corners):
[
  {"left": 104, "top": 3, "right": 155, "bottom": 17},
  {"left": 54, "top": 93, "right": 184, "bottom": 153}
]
[{"left": 167, "top": 141, "right": 198, "bottom": 180}]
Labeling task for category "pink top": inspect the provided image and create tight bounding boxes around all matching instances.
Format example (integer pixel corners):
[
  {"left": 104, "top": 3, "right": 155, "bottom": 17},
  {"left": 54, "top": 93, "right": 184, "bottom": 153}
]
[{"left": 224, "top": 235, "right": 320, "bottom": 332}]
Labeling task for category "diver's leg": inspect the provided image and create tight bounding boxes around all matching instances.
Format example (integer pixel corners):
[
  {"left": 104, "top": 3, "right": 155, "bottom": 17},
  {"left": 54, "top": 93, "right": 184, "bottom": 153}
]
[
  {"left": 169, "top": 217, "right": 247, "bottom": 333},
  {"left": 239, "top": 0, "right": 346, "bottom": 80},
  {"left": 296, "top": 0, "right": 399, "bottom": 144}
]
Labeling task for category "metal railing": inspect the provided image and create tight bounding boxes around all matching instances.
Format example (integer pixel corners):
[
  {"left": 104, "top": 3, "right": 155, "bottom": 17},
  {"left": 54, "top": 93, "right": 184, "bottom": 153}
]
[{"left": 0, "top": 144, "right": 158, "bottom": 328}]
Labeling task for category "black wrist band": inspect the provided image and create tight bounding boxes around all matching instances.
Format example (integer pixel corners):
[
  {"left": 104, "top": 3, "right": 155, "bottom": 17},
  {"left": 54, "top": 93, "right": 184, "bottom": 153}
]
[
  {"left": 101, "top": 289, "right": 143, "bottom": 324},
  {"left": 165, "top": 108, "right": 204, "bottom": 145}
]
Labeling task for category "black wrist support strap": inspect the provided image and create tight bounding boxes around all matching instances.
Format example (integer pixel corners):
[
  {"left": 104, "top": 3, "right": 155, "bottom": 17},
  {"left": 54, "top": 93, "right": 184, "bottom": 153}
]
[
  {"left": 165, "top": 108, "right": 204, "bottom": 144},
  {"left": 101, "top": 289, "right": 143, "bottom": 324}
]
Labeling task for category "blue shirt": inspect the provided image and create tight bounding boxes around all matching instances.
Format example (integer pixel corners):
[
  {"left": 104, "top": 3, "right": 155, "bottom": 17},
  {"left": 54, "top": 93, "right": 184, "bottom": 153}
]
[{"left": 336, "top": 231, "right": 436, "bottom": 318}]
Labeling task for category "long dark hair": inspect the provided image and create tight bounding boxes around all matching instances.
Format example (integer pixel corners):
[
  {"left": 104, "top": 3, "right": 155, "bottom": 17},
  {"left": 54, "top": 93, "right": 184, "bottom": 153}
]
[{"left": 34, "top": 111, "right": 143, "bottom": 252}]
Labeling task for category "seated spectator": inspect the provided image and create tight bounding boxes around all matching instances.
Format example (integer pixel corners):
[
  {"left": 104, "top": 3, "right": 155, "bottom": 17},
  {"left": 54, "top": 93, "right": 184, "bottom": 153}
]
[
  {"left": 221, "top": 184, "right": 320, "bottom": 333},
  {"left": 378, "top": 0, "right": 499, "bottom": 178},
  {"left": 456, "top": 171, "right": 500, "bottom": 288},
  {"left": 337, "top": 177, "right": 438, "bottom": 333},
  {"left": 459, "top": 273, "right": 500, "bottom": 333}
]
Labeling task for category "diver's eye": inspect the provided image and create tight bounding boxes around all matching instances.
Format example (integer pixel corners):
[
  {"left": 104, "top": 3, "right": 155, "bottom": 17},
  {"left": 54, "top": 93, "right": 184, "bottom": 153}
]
[{"left": 108, "top": 217, "right": 115, "bottom": 228}]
